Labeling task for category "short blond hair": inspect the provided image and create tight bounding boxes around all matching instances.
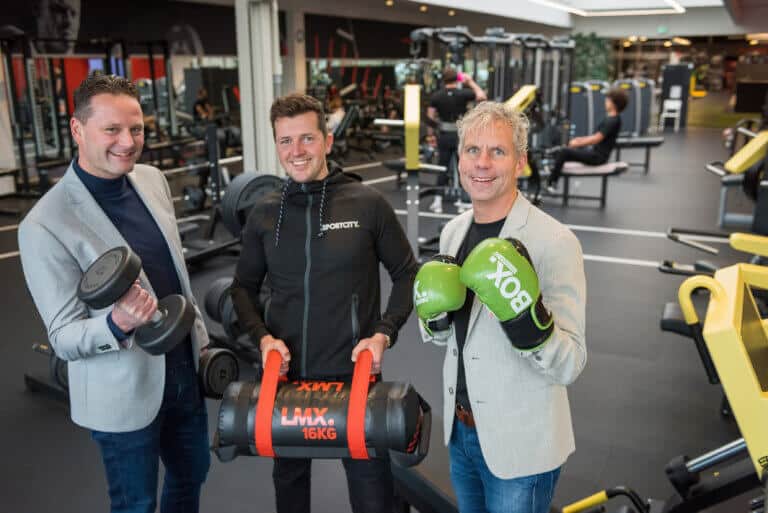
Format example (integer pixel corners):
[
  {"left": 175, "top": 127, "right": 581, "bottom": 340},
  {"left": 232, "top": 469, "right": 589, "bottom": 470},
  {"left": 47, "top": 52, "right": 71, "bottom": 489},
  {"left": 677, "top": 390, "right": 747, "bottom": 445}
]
[{"left": 457, "top": 101, "right": 529, "bottom": 157}]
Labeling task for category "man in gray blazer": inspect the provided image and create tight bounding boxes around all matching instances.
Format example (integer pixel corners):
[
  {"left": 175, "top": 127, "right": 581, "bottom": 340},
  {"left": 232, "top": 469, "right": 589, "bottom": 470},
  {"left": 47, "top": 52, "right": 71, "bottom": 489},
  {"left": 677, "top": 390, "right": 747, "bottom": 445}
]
[
  {"left": 18, "top": 74, "right": 210, "bottom": 513},
  {"left": 416, "top": 101, "right": 587, "bottom": 513}
]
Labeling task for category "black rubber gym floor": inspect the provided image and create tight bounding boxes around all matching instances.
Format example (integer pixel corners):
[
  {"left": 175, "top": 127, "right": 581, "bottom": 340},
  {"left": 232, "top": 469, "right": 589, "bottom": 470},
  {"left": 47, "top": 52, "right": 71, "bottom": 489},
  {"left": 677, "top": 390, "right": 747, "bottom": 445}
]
[{"left": 0, "top": 127, "right": 758, "bottom": 512}]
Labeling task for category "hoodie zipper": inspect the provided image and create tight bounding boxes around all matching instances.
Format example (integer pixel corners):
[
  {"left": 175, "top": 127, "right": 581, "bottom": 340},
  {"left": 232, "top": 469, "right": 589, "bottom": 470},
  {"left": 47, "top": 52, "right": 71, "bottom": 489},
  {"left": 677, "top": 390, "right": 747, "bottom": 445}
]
[
  {"left": 301, "top": 189, "right": 313, "bottom": 377},
  {"left": 351, "top": 293, "right": 359, "bottom": 346}
]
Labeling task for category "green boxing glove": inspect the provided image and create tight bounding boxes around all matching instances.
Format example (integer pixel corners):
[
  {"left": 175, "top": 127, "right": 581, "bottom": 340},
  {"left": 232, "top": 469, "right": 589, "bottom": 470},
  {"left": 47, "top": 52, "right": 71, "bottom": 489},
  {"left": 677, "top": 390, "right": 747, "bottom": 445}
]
[
  {"left": 414, "top": 255, "right": 467, "bottom": 335},
  {"left": 459, "top": 238, "right": 554, "bottom": 350}
]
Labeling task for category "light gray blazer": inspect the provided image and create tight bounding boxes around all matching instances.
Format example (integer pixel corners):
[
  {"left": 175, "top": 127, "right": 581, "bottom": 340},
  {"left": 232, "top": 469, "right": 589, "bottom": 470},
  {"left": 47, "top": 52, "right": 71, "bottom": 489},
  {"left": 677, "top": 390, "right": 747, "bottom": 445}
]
[
  {"left": 420, "top": 194, "right": 587, "bottom": 479},
  {"left": 18, "top": 164, "right": 209, "bottom": 433}
]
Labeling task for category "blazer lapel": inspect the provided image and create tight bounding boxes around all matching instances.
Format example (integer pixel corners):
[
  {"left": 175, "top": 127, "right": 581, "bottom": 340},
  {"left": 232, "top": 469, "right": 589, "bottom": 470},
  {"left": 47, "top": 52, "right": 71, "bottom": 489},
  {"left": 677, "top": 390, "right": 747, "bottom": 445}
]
[
  {"left": 63, "top": 167, "right": 157, "bottom": 296},
  {"left": 63, "top": 167, "right": 126, "bottom": 251}
]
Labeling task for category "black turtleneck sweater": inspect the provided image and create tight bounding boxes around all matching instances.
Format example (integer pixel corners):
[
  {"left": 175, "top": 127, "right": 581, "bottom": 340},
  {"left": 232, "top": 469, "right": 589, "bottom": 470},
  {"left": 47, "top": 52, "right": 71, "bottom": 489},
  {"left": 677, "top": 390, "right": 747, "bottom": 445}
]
[{"left": 73, "top": 160, "right": 194, "bottom": 377}]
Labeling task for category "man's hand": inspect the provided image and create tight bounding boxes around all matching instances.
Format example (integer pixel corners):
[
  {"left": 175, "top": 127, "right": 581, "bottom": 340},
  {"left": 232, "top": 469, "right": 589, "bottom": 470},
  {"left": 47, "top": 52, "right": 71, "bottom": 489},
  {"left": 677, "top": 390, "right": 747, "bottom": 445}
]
[
  {"left": 259, "top": 334, "right": 291, "bottom": 375},
  {"left": 351, "top": 333, "right": 388, "bottom": 375},
  {"left": 568, "top": 137, "right": 582, "bottom": 148},
  {"left": 111, "top": 280, "right": 158, "bottom": 333}
]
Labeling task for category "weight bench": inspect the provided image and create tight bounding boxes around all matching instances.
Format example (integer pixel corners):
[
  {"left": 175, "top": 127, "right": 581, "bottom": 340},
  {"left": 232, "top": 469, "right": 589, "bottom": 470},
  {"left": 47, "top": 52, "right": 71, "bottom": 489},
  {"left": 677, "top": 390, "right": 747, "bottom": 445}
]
[
  {"left": 555, "top": 161, "right": 628, "bottom": 208},
  {"left": 615, "top": 136, "right": 664, "bottom": 174}
]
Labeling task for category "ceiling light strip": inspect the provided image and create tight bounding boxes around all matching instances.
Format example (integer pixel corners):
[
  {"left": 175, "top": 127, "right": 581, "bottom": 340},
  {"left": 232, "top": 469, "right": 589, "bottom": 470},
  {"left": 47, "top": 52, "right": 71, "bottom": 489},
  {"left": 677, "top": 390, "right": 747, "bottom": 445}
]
[
  {"left": 527, "top": 0, "right": 686, "bottom": 17},
  {"left": 526, "top": 0, "right": 588, "bottom": 17},
  {"left": 664, "top": 0, "right": 686, "bottom": 14},
  {"left": 585, "top": 9, "right": 680, "bottom": 16}
]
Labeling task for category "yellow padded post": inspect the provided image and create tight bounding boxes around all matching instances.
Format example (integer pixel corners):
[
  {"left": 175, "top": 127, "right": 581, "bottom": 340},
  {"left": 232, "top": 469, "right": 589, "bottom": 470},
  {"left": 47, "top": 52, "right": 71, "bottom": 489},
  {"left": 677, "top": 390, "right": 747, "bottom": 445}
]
[
  {"left": 561, "top": 491, "right": 608, "bottom": 513},
  {"left": 404, "top": 84, "right": 420, "bottom": 172},
  {"left": 730, "top": 233, "right": 768, "bottom": 258},
  {"left": 505, "top": 85, "right": 538, "bottom": 113},
  {"left": 724, "top": 130, "right": 768, "bottom": 174}
]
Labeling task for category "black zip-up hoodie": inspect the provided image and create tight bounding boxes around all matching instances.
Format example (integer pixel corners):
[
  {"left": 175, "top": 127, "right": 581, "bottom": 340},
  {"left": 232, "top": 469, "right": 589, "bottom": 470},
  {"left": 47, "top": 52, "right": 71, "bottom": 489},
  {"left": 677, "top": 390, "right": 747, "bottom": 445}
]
[{"left": 230, "top": 165, "right": 418, "bottom": 379}]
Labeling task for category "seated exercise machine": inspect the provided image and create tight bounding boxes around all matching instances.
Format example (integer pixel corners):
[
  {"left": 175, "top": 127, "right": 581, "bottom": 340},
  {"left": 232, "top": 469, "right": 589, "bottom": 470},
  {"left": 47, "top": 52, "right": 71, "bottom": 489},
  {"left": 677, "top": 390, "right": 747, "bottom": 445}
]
[
  {"left": 706, "top": 106, "right": 768, "bottom": 228},
  {"left": 563, "top": 249, "right": 768, "bottom": 513}
]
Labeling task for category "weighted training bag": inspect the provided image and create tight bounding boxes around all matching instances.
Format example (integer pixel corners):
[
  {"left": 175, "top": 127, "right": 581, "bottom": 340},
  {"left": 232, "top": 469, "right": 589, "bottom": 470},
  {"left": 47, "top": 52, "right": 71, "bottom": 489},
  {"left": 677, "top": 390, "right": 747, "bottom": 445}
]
[{"left": 213, "top": 351, "right": 430, "bottom": 467}]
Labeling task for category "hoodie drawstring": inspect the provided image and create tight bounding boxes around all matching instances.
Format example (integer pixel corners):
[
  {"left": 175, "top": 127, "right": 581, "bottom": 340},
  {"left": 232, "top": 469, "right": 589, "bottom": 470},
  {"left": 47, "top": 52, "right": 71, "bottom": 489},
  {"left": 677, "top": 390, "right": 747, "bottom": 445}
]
[
  {"left": 274, "top": 178, "right": 291, "bottom": 248},
  {"left": 316, "top": 179, "right": 328, "bottom": 238},
  {"left": 274, "top": 176, "right": 330, "bottom": 247}
]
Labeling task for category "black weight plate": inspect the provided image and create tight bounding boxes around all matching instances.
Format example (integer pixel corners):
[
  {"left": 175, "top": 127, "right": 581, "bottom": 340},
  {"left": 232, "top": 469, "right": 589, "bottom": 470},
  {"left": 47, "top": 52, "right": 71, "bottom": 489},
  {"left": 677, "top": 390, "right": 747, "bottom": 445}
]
[
  {"left": 183, "top": 185, "right": 206, "bottom": 211},
  {"left": 200, "top": 348, "right": 239, "bottom": 399},
  {"left": 220, "top": 295, "right": 241, "bottom": 341},
  {"left": 78, "top": 247, "right": 142, "bottom": 309},
  {"left": 135, "top": 295, "right": 195, "bottom": 355},
  {"left": 221, "top": 173, "right": 284, "bottom": 238},
  {"left": 204, "top": 277, "right": 233, "bottom": 324}
]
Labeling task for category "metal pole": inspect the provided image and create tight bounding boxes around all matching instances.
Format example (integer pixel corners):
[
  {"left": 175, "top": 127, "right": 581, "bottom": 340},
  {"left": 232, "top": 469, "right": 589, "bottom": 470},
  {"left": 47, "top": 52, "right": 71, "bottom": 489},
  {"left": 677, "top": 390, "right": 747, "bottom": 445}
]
[
  {"left": 57, "top": 57, "right": 74, "bottom": 160},
  {"left": 46, "top": 57, "right": 62, "bottom": 158},
  {"left": 2, "top": 40, "right": 26, "bottom": 176},
  {"left": 687, "top": 438, "right": 747, "bottom": 473},
  {"left": 147, "top": 42, "right": 160, "bottom": 140},
  {"left": 163, "top": 41, "right": 178, "bottom": 137}
]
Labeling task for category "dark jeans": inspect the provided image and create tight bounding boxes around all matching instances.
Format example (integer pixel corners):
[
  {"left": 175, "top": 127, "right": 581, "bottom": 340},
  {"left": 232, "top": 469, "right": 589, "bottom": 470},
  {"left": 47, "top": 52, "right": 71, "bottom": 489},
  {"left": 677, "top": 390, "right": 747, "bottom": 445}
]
[
  {"left": 437, "top": 131, "right": 459, "bottom": 186},
  {"left": 549, "top": 147, "right": 608, "bottom": 185},
  {"left": 273, "top": 456, "right": 394, "bottom": 513},
  {"left": 91, "top": 361, "right": 210, "bottom": 513}
]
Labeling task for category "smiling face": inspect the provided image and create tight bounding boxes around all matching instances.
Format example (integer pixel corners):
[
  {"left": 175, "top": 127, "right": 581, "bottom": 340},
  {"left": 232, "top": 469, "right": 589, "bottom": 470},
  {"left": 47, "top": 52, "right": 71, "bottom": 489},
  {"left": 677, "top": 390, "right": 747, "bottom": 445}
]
[
  {"left": 274, "top": 111, "right": 333, "bottom": 183},
  {"left": 70, "top": 93, "right": 144, "bottom": 179},
  {"left": 458, "top": 120, "right": 526, "bottom": 222}
]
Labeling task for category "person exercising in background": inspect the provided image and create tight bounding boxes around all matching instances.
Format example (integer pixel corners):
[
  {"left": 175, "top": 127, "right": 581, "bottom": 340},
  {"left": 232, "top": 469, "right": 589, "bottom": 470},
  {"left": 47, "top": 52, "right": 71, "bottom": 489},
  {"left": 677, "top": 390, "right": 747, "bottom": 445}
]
[
  {"left": 326, "top": 96, "right": 345, "bottom": 133},
  {"left": 193, "top": 87, "right": 214, "bottom": 122},
  {"left": 547, "top": 87, "right": 628, "bottom": 193},
  {"left": 427, "top": 67, "right": 487, "bottom": 213}
]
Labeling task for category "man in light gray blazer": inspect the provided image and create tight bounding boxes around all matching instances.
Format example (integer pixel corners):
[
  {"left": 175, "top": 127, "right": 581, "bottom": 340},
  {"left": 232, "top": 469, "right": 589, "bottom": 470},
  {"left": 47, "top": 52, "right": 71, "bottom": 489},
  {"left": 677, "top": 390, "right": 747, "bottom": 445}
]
[
  {"left": 417, "top": 101, "right": 587, "bottom": 513},
  {"left": 18, "top": 74, "right": 209, "bottom": 513}
]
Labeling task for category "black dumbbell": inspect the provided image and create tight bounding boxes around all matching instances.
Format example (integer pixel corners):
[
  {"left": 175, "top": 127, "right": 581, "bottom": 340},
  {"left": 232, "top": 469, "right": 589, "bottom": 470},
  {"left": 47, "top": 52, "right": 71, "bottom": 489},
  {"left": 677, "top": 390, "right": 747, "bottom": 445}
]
[
  {"left": 78, "top": 247, "right": 195, "bottom": 355},
  {"left": 199, "top": 348, "right": 239, "bottom": 399}
]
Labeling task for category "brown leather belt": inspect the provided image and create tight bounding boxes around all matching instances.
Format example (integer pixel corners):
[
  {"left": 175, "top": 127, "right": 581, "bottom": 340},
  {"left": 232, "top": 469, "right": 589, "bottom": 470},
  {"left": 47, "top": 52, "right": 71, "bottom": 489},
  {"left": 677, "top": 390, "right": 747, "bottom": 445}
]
[{"left": 455, "top": 403, "right": 475, "bottom": 428}]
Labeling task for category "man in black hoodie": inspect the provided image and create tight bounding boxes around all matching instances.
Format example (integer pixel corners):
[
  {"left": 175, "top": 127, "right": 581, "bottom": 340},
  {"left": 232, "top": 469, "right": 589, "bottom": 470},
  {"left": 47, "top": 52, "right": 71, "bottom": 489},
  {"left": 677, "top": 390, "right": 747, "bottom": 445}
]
[{"left": 229, "top": 93, "right": 418, "bottom": 513}]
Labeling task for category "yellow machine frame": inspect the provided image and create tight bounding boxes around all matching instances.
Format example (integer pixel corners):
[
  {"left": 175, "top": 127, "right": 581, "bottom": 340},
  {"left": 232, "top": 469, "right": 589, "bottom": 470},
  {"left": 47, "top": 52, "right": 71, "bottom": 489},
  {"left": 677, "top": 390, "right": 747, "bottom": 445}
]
[{"left": 678, "top": 261, "right": 768, "bottom": 481}]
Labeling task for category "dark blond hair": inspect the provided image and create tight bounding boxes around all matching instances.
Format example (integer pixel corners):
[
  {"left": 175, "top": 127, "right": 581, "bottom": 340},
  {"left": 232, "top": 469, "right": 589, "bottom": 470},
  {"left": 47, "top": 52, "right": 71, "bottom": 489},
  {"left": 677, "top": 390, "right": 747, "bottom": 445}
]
[{"left": 457, "top": 101, "right": 529, "bottom": 157}]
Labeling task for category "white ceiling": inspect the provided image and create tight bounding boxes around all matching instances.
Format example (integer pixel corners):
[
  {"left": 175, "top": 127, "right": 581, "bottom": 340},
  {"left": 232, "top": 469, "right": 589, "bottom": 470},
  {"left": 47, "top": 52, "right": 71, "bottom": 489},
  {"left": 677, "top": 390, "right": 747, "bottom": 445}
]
[{"left": 561, "top": 0, "right": 722, "bottom": 8}]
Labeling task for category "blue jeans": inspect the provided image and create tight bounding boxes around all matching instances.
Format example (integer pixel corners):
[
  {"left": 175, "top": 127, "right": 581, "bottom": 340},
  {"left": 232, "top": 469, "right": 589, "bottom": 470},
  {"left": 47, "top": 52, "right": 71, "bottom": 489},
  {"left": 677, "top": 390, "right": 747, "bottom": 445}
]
[
  {"left": 91, "top": 361, "right": 210, "bottom": 513},
  {"left": 449, "top": 419, "right": 561, "bottom": 513}
]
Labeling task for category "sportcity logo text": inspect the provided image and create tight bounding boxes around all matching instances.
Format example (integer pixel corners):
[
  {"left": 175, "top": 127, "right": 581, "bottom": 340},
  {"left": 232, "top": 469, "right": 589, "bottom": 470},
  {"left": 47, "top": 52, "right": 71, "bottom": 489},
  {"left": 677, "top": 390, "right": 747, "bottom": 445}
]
[{"left": 321, "top": 220, "right": 360, "bottom": 232}]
